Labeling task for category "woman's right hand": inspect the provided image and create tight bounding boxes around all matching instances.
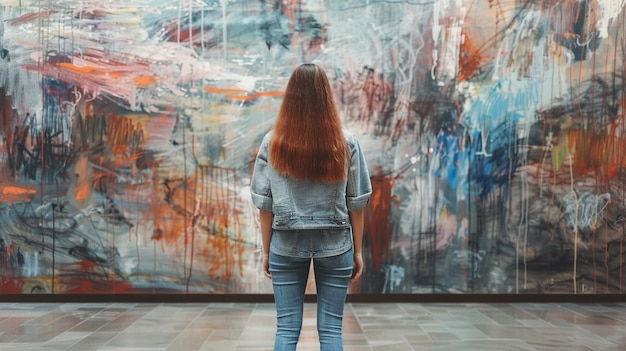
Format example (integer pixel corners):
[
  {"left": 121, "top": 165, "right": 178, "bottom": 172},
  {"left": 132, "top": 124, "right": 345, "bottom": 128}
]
[
  {"left": 263, "top": 253, "right": 271, "bottom": 279},
  {"left": 350, "top": 251, "right": 363, "bottom": 283}
]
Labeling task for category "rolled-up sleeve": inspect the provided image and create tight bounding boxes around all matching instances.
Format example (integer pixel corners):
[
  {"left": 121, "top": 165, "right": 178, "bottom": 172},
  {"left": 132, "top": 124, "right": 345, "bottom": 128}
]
[
  {"left": 250, "top": 134, "right": 273, "bottom": 212},
  {"left": 346, "top": 135, "right": 372, "bottom": 211}
]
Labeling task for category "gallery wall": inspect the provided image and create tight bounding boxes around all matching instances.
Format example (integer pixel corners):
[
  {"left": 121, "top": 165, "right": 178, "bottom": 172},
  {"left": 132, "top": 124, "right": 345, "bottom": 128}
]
[{"left": 1, "top": 0, "right": 625, "bottom": 296}]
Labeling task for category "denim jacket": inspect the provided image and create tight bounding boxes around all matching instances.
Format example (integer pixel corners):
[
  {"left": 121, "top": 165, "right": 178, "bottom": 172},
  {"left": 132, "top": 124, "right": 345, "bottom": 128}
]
[
  {"left": 251, "top": 129, "right": 372, "bottom": 258},
  {"left": 250, "top": 129, "right": 372, "bottom": 231}
]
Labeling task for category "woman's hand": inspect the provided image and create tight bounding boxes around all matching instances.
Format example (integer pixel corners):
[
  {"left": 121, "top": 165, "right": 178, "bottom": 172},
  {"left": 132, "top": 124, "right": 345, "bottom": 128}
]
[
  {"left": 350, "top": 251, "right": 363, "bottom": 283},
  {"left": 263, "top": 253, "right": 271, "bottom": 279},
  {"left": 259, "top": 210, "right": 273, "bottom": 279}
]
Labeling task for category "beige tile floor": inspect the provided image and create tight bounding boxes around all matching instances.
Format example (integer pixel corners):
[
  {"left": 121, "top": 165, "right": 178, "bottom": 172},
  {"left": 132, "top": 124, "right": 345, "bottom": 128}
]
[{"left": 0, "top": 301, "right": 624, "bottom": 350}]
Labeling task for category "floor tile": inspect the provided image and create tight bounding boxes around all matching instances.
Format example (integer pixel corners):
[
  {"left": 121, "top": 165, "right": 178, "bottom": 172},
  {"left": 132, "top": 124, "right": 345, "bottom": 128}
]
[{"left": 0, "top": 302, "right": 623, "bottom": 350}]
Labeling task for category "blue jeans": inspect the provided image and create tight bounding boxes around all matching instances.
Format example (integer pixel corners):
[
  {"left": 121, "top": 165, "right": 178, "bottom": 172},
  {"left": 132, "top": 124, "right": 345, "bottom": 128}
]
[{"left": 269, "top": 248, "right": 353, "bottom": 351}]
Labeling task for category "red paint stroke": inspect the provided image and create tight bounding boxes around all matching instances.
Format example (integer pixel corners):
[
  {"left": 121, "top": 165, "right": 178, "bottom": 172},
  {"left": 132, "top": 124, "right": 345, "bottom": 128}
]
[
  {"left": 0, "top": 277, "right": 24, "bottom": 294},
  {"left": 6, "top": 10, "right": 55, "bottom": 25},
  {"left": 63, "top": 278, "right": 134, "bottom": 294},
  {"left": 365, "top": 167, "right": 395, "bottom": 272},
  {"left": 160, "top": 21, "right": 206, "bottom": 46},
  {"left": 1, "top": 89, "right": 12, "bottom": 135},
  {"left": 60, "top": 261, "right": 134, "bottom": 294}
]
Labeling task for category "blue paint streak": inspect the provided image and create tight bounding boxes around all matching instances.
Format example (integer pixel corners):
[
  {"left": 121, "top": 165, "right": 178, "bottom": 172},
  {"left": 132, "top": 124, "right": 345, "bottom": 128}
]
[{"left": 436, "top": 78, "right": 540, "bottom": 199}]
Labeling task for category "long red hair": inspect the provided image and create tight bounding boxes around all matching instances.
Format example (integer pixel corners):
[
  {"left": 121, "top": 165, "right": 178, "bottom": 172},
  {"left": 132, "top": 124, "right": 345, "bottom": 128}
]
[{"left": 269, "top": 63, "right": 347, "bottom": 182}]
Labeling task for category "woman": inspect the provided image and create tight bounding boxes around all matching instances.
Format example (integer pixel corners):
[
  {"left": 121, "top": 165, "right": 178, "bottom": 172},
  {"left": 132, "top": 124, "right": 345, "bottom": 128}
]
[{"left": 250, "top": 63, "right": 372, "bottom": 351}]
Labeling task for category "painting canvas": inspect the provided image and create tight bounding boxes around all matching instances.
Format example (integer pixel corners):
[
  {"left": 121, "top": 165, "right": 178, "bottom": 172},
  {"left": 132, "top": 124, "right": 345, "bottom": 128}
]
[{"left": 1, "top": 0, "right": 625, "bottom": 295}]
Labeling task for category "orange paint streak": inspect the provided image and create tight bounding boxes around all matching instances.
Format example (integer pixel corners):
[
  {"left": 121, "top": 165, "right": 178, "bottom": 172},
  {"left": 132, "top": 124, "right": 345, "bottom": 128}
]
[
  {"left": 73, "top": 182, "right": 90, "bottom": 203},
  {"left": 224, "top": 94, "right": 253, "bottom": 100},
  {"left": 0, "top": 186, "right": 37, "bottom": 203},
  {"left": 205, "top": 235, "right": 235, "bottom": 281},
  {"left": 253, "top": 91, "right": 285, "bottom": 97},
  {"left": 203, "top": 86, "right": 284, "bottom": 101},
  {"left": 203, "top": 86, "right": 247, "bottom": 94},
  {"left": 568, "top": 129, "right": 626, "bottom": 178},
  {"left": 194, "top": 166, "right": 242, "bottom": 282},
  {"left": 133, "top": 75, "right": 156, "bottom": 87},
  {"left": 150, "top": 205, "right": 186, "bottom": 244},
  {"left": 2, "top": 186, "right": 37, "bottom": 196},
  {"left": 146, "top": 164, "right": 245, "bottom": 285},
  {"left": 56, "top": 62, "right": 99, "bottom": 75},
  {"left": 457, "top": 29, "right": 486, "bottom": 82},
  {"left": 73, "top": 156, "right": 91, "bottom": 202},
  {"left": 55, "top": 63, "right": 123, "bottom": 80},
  {"left": 149, "top": 177, "right": 197, "bottom": 248},
  {"left": 106, "top": 115, "right": 146, "bottom": 160}
]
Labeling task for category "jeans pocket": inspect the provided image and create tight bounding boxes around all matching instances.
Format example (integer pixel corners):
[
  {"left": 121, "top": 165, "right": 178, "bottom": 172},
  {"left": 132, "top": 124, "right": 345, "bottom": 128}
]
[
  {"left": 270, "top": 230, "right": 299, "bottom": 254},
  {"left": 319, "top": 228, "right": 351, "bottom": 252}
]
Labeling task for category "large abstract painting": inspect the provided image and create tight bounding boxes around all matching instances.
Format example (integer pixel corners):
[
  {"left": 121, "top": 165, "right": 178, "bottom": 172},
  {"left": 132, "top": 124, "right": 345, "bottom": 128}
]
[{"left": 1, "top": 0, "right": 625, "bottom": 295}]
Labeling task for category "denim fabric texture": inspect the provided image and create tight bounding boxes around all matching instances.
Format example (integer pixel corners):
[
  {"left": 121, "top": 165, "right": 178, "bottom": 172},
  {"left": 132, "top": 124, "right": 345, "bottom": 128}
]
[
  {"left": 250, "top": 129, "right": 372, "bottom": 231},
  {"left": 269, "top": 248, "right": 353, "bottom": 351},
  {"left": 270, "top": 227, "right": 353, "bottom": 258}
]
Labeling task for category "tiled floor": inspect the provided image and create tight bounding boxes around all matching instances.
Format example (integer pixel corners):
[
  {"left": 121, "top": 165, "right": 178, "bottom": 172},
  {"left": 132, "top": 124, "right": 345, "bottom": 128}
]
[{"left": 0, "top": 302, "right": 624, "bottom": 350}]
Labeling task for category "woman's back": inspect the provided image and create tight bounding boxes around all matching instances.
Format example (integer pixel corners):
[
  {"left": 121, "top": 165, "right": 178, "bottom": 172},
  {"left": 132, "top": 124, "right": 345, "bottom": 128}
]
[{"left": 251, "top": 129, "right": 370, "bottom": 231}]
